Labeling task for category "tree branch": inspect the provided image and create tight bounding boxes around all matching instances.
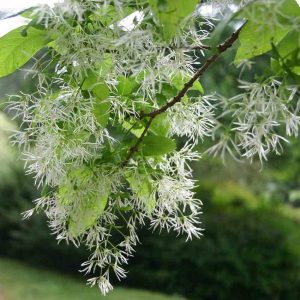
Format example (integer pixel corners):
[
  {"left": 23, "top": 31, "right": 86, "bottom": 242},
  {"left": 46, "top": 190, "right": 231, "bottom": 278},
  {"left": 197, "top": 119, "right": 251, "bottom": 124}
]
[
  {"left": 179, "top": 45, "right": 212, "bottom": 51},
  {"left": 122, "top": 116, "right": 155, "bottom": 167},
  {"left": 122, "top": 24, "right": 244, "bottom": 166},
  {"left": 141, "top": 25, "right": 244, "bottom": 119}
]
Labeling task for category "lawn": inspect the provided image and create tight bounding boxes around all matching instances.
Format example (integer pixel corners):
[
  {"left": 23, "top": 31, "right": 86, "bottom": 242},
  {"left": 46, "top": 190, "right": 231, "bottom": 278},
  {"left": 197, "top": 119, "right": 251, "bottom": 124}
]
[{"left": 0, "top": 258, "right": 184, "bottom": 300}]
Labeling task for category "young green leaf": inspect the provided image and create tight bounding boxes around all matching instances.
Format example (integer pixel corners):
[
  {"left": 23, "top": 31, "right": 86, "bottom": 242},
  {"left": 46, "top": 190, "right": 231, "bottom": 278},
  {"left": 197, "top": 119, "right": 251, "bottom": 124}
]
[
  {"left": 93, "top": 101, "right": 111, "bottom": 128},
  {"left": 149, "top": 0, "right": 199, "bottom": 40},
  {"left": 0, "top": 26, "right": 49, "bottom": 78},
  {"left": 172, "top": 73, "right": 204, "bottom": 94},
  {"left": 126, "top": 173, "right": 156, "bottom": 213},
  {"left": 68, "top": 192, "right": 109, "bottom": 238},
  {"left": 83, "top": 71, "right": 111, "bottom": 127},
  {"left": 279, "top": 0, "right": 300, "bottom": 20},
  {"left": 149, "top": 114, "right": 170, "bottom": 137},
  {"left": 291, "top": 66, "right": 300, "bottom": 75},
  {"left": 276, "top": 30, "right": 300, "bottom": 59},
  {"left": 142, "top": 134, "right": 176, "bottom": 156},
  {"left": 82, "top": 71, "right": 110, "bottom": 100},
  {"left": 95, "top": 53, "right": 114, "bottom": 77},
  {"left": 235, "top": 22, "right": 290, "bottom": 62},
  {"left": 122, "top": 120, "right": 145, "bottom": 138},
  {"left": 117, "top": 76, "right": 139, "bottom": 96}
]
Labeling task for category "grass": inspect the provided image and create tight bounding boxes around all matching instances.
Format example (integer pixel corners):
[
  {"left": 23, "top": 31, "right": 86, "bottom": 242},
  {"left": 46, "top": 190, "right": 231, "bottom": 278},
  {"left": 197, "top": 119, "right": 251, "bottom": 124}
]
[{"left": 0, "top": 258, "right": 184, "bottom": 300}]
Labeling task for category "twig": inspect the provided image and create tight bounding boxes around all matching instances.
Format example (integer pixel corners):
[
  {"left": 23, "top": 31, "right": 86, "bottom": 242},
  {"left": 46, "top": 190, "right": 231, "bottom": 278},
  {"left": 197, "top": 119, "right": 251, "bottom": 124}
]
[
  {"left": 141, "top": 25, "right": 245, "bottom": 119},
  {"left": 122, "top": 116, "right": 155, "bottom": 167},
  {"left": 181, "top": 45, "right": 212, "bottom": 51},
  {"left": 122, "top": 24, "right": 245, "bottom": 166}
]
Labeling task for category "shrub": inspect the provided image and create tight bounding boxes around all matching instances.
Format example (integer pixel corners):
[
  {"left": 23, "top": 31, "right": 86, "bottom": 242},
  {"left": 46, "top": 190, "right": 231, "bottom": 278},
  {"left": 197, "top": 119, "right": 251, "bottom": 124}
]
[{"left": 126, "top": 185, "right": 300, "bottom": 300}]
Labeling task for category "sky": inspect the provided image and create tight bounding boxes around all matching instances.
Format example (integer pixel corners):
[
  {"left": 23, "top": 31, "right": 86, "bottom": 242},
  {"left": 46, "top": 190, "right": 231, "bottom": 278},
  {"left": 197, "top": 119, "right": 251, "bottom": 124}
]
[
  {"left": 0, "top": 0, "right": 61, "bottom": 37},
  {"left": 0, "top": 0, "right": 144, "bottom": 36}
]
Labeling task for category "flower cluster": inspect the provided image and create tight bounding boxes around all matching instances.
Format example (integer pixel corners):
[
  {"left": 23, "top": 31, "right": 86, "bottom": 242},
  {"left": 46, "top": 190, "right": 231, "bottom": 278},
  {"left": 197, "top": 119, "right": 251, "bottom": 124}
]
[
  {"left": 10, "top": 0, "right": 214, "bottom": 294},
  {"left": 167, "top": 95, "right": 216, "bottom": 143},
  {"left": 209, "top": 80, "right": 300, "bottom": 162}
]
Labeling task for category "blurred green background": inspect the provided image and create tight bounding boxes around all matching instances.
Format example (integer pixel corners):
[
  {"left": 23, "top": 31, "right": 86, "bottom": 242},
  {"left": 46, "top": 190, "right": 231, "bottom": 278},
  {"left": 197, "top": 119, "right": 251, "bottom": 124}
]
[{"left": 1, "top": 23, "right": 300, "bottom": 300}]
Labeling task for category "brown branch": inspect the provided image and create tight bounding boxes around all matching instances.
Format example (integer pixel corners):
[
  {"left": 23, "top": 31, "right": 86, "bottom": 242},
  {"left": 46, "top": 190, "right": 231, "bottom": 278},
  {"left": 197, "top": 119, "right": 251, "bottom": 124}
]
[
  {"left": 141, "top": 25, "right": 244, "bottom": 119},
  {"left": 122, "top": 116, "right": 155, "bottom": 167},
  {"left": 180, "top": 45, "right": 212, "bottom": 51},
  {"left": 122, "top": 24, "right": 244, "bottom": 166}
]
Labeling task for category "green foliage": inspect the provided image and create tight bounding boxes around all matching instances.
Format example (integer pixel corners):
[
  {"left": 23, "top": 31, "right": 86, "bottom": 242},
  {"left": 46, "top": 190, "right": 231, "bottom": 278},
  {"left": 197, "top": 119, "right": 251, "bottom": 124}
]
[
  {"left": 149, "top": 0, "right": 199, "bottom": 40},
  {"left": 82, "top": 71, "right": 111, "bottom": 127},
  {"left": 68, "top": 192, "right": 109, "bottom": 238},
  {"left": 126, "top": 173, "right": 156, "bottom": 213},
  {"left": 57, "top": 166, "right": 111, "bottom": 237},
  {"left": 127, "top": 185, "right": 300, "bottom": 300},
  {"left": 235, "top": 22, "right": 289, "bottom": 62},
  {"left": 279, "top": 0, "right": 300, "bottom": 19},
  {"left": 93, "top": 101, "right": 111, "bottom": 127},
  {"left": 0, "top": 26, "right": 49, "bottom": 78},
  {"left": 122, "top": 120, "right": 145, "bottom": 138},
  {"left": 271, "top": 30, "right": 300, "bottom": 77},
  {"left": 149, "top": 115, "right": 171, "bottom": 137},
  {"left": 117, "top": 76, "right": 139, "bottom": 96},
  {"left": 142, "top": 134, "right": 176, "bottom": 156},
  {"left": 82, "top": 72, "right": 110, "bottom": 100},
  {"left": 235, "top": 0, "right": 300, "bottom": 65},
  {"left": 171, "top": 73, "right": 204, "bottom": 94}
]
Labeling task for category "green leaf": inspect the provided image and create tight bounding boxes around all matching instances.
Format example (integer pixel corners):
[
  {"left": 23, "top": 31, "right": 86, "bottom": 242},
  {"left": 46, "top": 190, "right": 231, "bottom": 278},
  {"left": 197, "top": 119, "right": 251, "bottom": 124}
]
[
  {"left": 68, "top": 192, "right": 109, "bottom": 238},
  {"left": 117, "top": 76, "right": 139, "bottom": 96},
  {"left": 270, "top": 58, "right": 282, "bottom": 74},
  {"left": 191, "top": 80, "right": 204, "bottom": 94},
  {"left": 93, "top": 83, "right": 110, "bottom": 101},
  {"left": 276, "top": 30, "right": 300, "bottom": 59},
  {"left": 60, "top": 167, "right": 111, "bottom": 238},
  {"left": 234, "top": 0, "right": 299, "bottom": 63},
  {"left": 122, "top": 120, "right": 145, "bottom": 138},
  {"left": 20, "top": 8, "right": 35, "bottom": 19},
  {"left": 149, "top": 0, "right": 199, "bottom": 40},
  {"left": 269, "top": 30, "right": 300, "bottom": 76},
  {"left": 48, "top": 40, "right": 68, "bottom": 55},
  {"left": 291, "top": 66, "right": 300, "bottom": 75},
  {"left": 278, "top": 0, "right": 300, "bottom": 20},
  {"left": 171, "top": 73, "right": 204, "bottom": 94},
  {"left": 95, "top": 53, "right": 114, "bottom": 77},
  {"left": 93, "top": 101, "right": 111, "bottom": 127},
  {"left": 149, "top": 114, "right": 170, "bottom": 137},
  {"left": 0, "top": 26, "right": 49, "bottom": 78},
  {"left": 82, "top": 71, "right": 111, "bottom": 127},
  {"left": 126, "top": 173, "right": 156, "bottom": 213},
  {"left": 161, "top": 83, "right": 178, "bottom": 99},
  {"left": 235, "top": 22, "right": 290, "bottom": 62},
  {"left": 60, "top": 123, "right": 91, "bottom": 141},
  {"left": 90, "top": 5, "right": 116, "bottom": 26},
  {"left": 82, "top": 71, "right": 110, "bottom": 100},
  {"left": 118, "top": 205, "right": 133, "bottom": 212},
  {"left": 142, "top": 134, "right": 176, "bottom": 156}
]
